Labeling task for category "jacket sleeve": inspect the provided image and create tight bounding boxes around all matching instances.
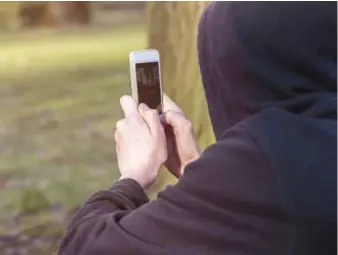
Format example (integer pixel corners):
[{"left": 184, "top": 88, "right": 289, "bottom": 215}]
[{"left": 58, "top": 127, "right": 291, "bottom": 255}]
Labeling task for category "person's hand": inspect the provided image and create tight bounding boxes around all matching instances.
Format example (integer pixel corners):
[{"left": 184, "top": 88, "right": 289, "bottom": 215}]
[
  {"left": 161, "top": 94, "right": 201, "bottom": 178},
  {"left": 114, "top": 96, "right": 167, "bottom": 188}
]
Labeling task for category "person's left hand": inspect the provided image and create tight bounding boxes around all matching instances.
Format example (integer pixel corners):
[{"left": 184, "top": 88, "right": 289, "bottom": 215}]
[{"left": 114, "top": 96, "right": 167, "bottom": 189}]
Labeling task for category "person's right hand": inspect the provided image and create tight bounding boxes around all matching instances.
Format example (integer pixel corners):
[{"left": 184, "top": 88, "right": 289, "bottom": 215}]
[{"left": 161, "top": 95, "right": 201, "bottom": 178}]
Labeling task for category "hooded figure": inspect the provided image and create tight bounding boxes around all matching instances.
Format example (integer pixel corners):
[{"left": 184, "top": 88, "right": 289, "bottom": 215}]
[
  {"left": 198, "top": 2, "right": 337, "bottom": 253},
  {"left": 59, "top": 2, "right": 337, "bottom": 255}
]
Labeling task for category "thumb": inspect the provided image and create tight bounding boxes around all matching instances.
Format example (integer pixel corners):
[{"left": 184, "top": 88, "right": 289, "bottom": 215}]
[
  {"left": 163, "top": 94, "right": 183, "bottom": 113},
  {"left": 120, "top": 95, "right": 138, "bottom": 118},
  {"left": 162, "top": 110, "right": 191, "bottom": 130},
  {"left": 139, "top": 103, "right": 163, "bottom": 138}
]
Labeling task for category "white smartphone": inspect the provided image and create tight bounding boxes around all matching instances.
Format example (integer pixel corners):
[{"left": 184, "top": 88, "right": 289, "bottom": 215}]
[{"left": 129, "top": 49, "right": 163, "bottom": 113}]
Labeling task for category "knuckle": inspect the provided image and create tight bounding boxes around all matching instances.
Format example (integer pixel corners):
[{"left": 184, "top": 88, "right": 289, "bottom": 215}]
[
  {"left": 128, "top": 113, "right": 141, "bottom": 123},
  {"left": 164, "top": 110, "right": 178, "bottom": 121},
  {"left": 148, "top": 108, "right": 158, "bottom": 115},
  {"left": 183, "top": 119, "right": 193, "bottom": 130},
  {"left": 113, "top": 130, "right": 118, "bottom": 141},
  {"left": 116, "top": 119, "right": 126, "bottom": 130},
  {"left": 165, "top": 110, "right": 174, "bottom": 118},
  {"left": 146, "top": 109, "right": 158, "bottom": 118}
]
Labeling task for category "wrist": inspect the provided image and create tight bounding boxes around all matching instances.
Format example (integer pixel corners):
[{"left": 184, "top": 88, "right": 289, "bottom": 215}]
[
  {"left": 119, "top": 174, "right": 155, "bottom": 189},
  {"left": 119, "top": 175, "right": 143, "bottom": 187},
  {"left": 113, "top": 177, "right": 149, "bottom": 207},
  {"left": 181, "top": 151, "right": 201, "bottom": 176}
]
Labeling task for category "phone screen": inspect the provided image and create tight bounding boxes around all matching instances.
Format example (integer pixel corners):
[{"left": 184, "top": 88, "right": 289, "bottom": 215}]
[{"left": 136, "top": 62, "right": 162, "bottom": 113}]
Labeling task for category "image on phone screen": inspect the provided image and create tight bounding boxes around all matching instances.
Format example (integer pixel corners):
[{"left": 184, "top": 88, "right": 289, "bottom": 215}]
[{"left": 136, "top": 62, "right": 162, "bottom": 113}]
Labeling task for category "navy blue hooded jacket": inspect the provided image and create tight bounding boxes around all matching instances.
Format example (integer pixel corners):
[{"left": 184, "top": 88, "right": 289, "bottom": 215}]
[{"left": 59, "top": 2, "right": 337, "bottom": 254}]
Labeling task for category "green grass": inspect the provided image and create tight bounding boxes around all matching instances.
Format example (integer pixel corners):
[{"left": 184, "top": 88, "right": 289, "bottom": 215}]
[{"left": 0, "top": 25, "right": 146, "bottom": 222}]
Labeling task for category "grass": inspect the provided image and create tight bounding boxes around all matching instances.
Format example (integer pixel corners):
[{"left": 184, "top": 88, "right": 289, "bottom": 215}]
[{"left": 0, "top": 24, "right": 146, "bottom": 231}]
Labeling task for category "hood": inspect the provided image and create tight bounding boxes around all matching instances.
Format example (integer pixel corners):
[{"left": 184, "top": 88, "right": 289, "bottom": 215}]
[{"left": 198, "top": 2, "right": 337, "bottom": 140}]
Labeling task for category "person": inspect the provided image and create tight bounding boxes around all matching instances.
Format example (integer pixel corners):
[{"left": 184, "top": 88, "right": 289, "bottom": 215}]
[{"left": 59, "top": 2, "right": 337, "bottom": 255}]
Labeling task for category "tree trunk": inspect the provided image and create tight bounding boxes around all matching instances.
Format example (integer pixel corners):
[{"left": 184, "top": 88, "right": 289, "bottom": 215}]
[
  {"left": 20, "top": 2, "right": 91, "bottom": 27},
  {"left": 0, "top": 2, "right": 21, "bottom": 30},
  {"left": 147, "top": 2, "right": 215, "bottom": 194}
]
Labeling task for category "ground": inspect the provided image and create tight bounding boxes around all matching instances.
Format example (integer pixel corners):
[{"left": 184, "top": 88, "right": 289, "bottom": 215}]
[{"left": 0, "top": 24, "right": 146, "bottom": 254}]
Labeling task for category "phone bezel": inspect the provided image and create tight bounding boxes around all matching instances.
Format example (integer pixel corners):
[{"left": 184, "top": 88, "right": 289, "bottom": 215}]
[{"left": 129, "top": 49, "right": 163, "bottom": 112}]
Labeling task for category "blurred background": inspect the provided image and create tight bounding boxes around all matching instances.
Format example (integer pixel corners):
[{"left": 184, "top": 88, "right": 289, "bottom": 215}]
[{"left": 0, "top": 1, "right": 213, "bottom": 254}]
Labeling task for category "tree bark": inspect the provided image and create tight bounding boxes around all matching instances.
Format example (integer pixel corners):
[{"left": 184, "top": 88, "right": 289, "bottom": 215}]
[
  {"left": 147, "top": 2, "right": 215, "bottom": 194},
  {"left": 0, "top": 2, "right": 21, "bottom": 30},
  {"left": 20, "top": 2, "right": 91, "bottom": 27}
]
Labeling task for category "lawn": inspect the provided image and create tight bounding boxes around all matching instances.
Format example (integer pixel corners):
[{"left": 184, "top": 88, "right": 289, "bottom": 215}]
[{"left": 0, "top": 24, "right": 146, "bottom": 253}]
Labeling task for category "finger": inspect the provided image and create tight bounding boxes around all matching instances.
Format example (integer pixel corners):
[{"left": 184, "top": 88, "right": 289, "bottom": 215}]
[
  {"left": 162, "top": 110, "right": 192, "bottom": 131},
  {"left": 113, "top": 128, "right": 119, "bottom": 142},
  {"left": 115, "top": 139, "right": 119, "bottom": 155},
  {"left": 115, "top": 119, "right": 126, "bottom": 131},
  {"left": 115, "top": 144, "right": 120, "bottom": 155},
  {"left": 115, "top": 119, "right": 127, "bottom": 152},
  {"left": 162, "top": 94, "right": 183, "bottom": 113},
  {"left": 114, "top": 132, "right": 119, "bottom": 152},
  {"left": 139, "top": 103, "right": 163, "bottom": 138},
  {"left": 120, "top": 95, "right": 139, "bottom": 118},
  {"left": 113, "top": 124, "right": 121, "bottom": 153}
]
